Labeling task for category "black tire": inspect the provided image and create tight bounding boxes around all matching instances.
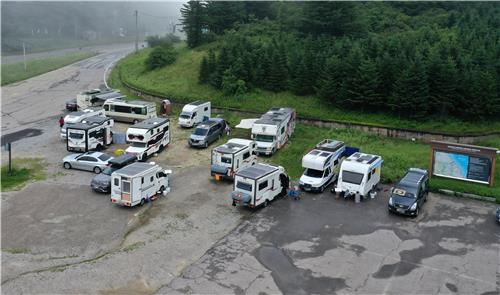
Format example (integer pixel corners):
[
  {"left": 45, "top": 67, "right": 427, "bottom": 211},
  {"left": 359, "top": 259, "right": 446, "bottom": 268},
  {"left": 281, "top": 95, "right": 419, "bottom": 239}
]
[
  {"left": 204, "top": 141, "right": 208, "bottom": 148},
  {"left": 63, "top": 162, "right": 71, "bottom": 169},
  {"left": 272, "top": 147, "right": 277, "bottom": 154},
  {"left": 319, "top": 185, "right": 325, "bottom": 193},
  {"left": 93, "top": 166, "right": 102, "bottom": 174},
  {"left": 140, "top": 198, "right": 145, "bottom": 206},
  {"left": 141, "top": 153, "right": 147, "bottom": 162},
  {"left": 263, "top": 200, "right": 270, "bottom": 208},
  {"left": 414, "top": 207, "right": 419, "bottom": 218},
  {"left": 159, "top": 186, "right": 165, "bottom": 194},
  {"left": 159, "top": 145, "right": 164, "bottom": 152},
  {"left": 96, "top": 144, "right": 103, "bottom": 151}
]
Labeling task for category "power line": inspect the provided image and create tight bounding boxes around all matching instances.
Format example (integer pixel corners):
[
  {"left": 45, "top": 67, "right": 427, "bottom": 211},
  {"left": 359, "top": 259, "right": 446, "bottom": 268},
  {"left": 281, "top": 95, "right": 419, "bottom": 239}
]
[{"left": 138, "top": 11, "right": 178, "bottom": 20}]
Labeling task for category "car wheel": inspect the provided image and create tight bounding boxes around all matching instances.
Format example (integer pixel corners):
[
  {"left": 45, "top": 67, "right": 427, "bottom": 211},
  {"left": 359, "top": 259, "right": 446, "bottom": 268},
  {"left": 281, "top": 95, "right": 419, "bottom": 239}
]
[
  {"left": 63, "top": 162, "right": 71, "bottom": 169},
  {"left": 159, "top": 145, "right": 164, "bottom": 152},
  {"left": 159, "top": 185, "right": 165, "bottom": 195},
  {"left": 414, "top": 207, "right": 419, "bottom": 218},
  {"left": 93, "top": 166, "right": 102, "bottom": 174},
  {"left": 141, "top": 153, "right": 147, "bottom": 162},
  {"left": 263, "top": 200, "right": 269, "bottom": 208},
  {"left": 140, "top": 198, "right": 145, "bottom": 206},
  {"left": 96, "top": 144, "right": 103, "bottom": 151},
  {"left": 204, "top": 141, "right": 208, "bottom": 148},
  {"left": 272, "top": 147, "right": 277, "bottom": 154},
  {"left": 320, "top": 185, "right": 325, "bottom": 193}
]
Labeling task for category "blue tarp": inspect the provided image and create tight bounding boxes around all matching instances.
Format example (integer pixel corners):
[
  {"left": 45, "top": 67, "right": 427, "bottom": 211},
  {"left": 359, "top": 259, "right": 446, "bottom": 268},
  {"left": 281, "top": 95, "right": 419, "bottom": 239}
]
[{"left": 113, "top": 133, "right": 126, "bottom": 144}]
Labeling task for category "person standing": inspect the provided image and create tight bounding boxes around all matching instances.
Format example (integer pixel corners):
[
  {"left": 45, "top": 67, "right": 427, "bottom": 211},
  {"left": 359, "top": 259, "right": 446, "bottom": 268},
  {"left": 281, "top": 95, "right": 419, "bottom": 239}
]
[{"left": 59, "top": 116, "right": 65, "bottom": 128}]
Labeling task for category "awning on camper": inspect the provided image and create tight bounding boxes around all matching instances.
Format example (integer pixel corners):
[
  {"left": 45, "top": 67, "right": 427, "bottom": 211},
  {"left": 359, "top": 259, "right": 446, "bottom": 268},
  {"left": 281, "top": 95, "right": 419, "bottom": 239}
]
[
  {"left": 91, "top": 92, "right": 124, "bottom": 104},
  {"left": 236, "top": 118, "right": 258, "bottom": 129}
]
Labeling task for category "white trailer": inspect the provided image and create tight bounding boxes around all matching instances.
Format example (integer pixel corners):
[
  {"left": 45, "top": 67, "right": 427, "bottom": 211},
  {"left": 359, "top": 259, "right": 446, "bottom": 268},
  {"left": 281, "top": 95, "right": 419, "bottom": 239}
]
[
  {"left": 125, "top": 117, "right": 170, "bottom": 161},
  {"left": 103, "top": 98, "right": 157, "bottom": 123},
  {"left": 66, "top": 116, "right": 114, "bottom": 152},
  {"left": 178, "top": 101, "right": 211, "bottom": 127},
  {"left": 76, "top": 88, "right": 122, "bottom": 109},
  {"left": 231, "top": 163, "right": 288, "bottom": 208},
  {"left": 334, "top": 152, "right": 383, "bottom": 198},
  {"left": 111, "top": 162, "right": 172, "bottom": 207},
  {"left": 211, "top": 138, "right": 257, "bottom": 180},
  {"left": 251, "top": 107, "right": 296, "bottom": 155},
  {"left": 60, "top": 108, "right": 106, "bottom": 139},
  {"left": 300, "top": 139, "right": 346, "bottom": 193}
]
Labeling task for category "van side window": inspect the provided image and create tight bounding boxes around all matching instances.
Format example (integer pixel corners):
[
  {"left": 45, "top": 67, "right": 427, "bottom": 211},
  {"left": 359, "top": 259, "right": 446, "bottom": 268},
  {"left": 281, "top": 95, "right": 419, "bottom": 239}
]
[
  {"left": 141, "top": 177, "right": 144, "bottom": 184},
  {"left": 204, "top": 107, "right": 208, "bottom": 111},
  {"left": 243, "top": 152, "right": 250, "bottom": 159},
  {"left": 367, "top": 170, "right": 372, "bottom": 181},
  {"left": 281, "top": 127, "right": 285, "bottom": 134},
  {"left": 163, "top": 125, "right": 169, "bottom": 132},
  {"left": 104, "top": 105, "right": 109, "bottom": 111},
  {"left": 114, "top": 178, "right": 119, "bottom": 186},
  {"left": 259, "top": 180, "right": 268, "bottom": 191},
  {"left": 150, "top": 176, "right": 154, "bottom": 182},
  {"left": 192, "top": 112, "right": 197, "bottom": 118}
]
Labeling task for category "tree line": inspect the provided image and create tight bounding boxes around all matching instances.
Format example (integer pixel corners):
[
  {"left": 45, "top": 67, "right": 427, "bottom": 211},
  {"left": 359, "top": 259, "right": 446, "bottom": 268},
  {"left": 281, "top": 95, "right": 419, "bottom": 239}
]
[{"left": 182, "top": 1, "right": 500, "bottom": 119}]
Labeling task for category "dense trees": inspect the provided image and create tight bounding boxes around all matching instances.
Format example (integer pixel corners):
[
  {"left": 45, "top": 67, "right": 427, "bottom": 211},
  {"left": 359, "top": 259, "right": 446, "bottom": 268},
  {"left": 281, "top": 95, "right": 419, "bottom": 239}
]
[{"left": 186, "top": 2, "right": 500, "bottom": 119}]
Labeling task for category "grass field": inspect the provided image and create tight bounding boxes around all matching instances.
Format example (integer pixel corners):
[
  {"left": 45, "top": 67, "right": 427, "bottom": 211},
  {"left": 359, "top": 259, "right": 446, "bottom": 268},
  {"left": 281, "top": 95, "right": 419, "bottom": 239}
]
[
  {"left": 1, "top": 51, "right": 96, "bottom": 85},
  {"left": 1, "top": 158, "right": 46, "bottom": 191},
  {"left": 113, "top": 45, "right": 500, "bottom": 135}
]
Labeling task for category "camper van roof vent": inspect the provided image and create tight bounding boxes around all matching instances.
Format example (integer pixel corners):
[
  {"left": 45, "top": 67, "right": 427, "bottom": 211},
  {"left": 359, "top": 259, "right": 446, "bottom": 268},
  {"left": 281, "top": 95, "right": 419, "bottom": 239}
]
[{"left": 319, "top": 152, "right": 330, "bottom": 157}]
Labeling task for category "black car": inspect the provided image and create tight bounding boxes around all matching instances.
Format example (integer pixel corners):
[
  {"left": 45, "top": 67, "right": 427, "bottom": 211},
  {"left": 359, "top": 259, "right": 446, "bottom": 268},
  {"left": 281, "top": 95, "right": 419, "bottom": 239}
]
[
  {"left": 388, "top": 168, "right": 429, "bottom": 217},
  {"left": 66, "top": 98, "right": 78, "bottom": 111},
  {"left": 496, "top": 207, "right": 500, "bottom": 223},
  {"left": 90, "top": 154, "right": 137, "bottom": 193},
  {"left": 188, "top": 118, "right": 226, "bottom": 148}
]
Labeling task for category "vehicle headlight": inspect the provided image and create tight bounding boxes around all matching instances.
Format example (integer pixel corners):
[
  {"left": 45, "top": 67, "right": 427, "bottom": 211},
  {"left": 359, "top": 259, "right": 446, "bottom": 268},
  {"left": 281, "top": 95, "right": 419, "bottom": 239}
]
[
  {"left": 410, "top": 202, "right": 417, "bottom": 210},
  {"left": 389, "top": 197, "right": 393, "bottom": 206}
]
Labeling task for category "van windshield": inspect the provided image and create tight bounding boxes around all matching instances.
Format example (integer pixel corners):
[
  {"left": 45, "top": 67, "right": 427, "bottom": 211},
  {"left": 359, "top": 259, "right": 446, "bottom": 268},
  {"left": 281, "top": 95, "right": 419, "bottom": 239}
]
[
  {"left": 180, "top": 112, "right": 191, "bottom": 119},
  {"left": 304, "top": 168, "right": 324, "bottom": 178},
  {"left": 193, "top": 128, "right": 208, "bottom": 136},
  {"left": 102, "top": 167, "right": 116, "bottom": 175},
  {"left": 342, "top": 171, "right": 364, "bottom": 185},
  {"left": 392, "top": 187, "right": 416, "bottom": 198},
  {"left": 69, "top": 132, "right": 84, "bottom": 139},
  {"left": 131, "top": 142, "right": 147, "bottom": 148},
  {"left": 255, "top": 134, "right": 274, "bottom": 142},
  {"left": 236, "top": 181, "right": 252, "bottom": 192}
]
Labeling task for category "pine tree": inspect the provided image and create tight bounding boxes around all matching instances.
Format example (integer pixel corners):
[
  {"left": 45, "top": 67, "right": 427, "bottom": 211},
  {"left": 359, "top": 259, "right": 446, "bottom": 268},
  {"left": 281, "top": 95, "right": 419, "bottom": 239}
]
[
  {"left": 180, "top": 1, "right": 207, "bottom": 48},
  {"left": 346, "top": 58, "right": 381, "bottom": 111},
  {"left": 316, "top": 55, "right": 345, "bottom": 103},
  {"left": 198, "top": 56, "right": 210, "bottom": 84}
]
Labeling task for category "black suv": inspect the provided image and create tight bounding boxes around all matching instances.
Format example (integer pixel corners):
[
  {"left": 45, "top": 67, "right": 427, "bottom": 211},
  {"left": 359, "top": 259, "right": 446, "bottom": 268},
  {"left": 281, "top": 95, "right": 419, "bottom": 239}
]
[
  {"left": 90, "top": 154, "right": 137, "bottom": 193},
  {"left": 388, "top": 168, "right": 429, "bottom": 217},
  {"left": 188, "top": 118, "right": 226, "bottom": 148}
]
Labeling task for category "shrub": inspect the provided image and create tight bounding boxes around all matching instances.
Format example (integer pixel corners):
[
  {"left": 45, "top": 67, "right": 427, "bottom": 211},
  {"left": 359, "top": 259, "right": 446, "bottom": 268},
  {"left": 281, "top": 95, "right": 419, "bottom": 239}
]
[
  {"left": 145, "top": 45, "right": 177, "bottom": 71},
  {"left": 145, "top": 34, "right": 180, "bottom": 48}
]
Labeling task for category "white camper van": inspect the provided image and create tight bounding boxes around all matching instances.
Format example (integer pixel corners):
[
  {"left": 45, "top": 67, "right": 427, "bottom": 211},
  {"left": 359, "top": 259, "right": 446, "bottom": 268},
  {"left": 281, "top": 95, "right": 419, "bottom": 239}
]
[
  {"left": 178, "top": 101, "right": 211, "bottom": 127},
  {"left": 103, "top": 98, "right": 157, "bottom": 123},
  {"left": 231, "top": 163, "right": 288, "bottom": 208},
  {"left": 211, "top": 138, "right": 257, "bottom": 180},
  {"left": 111, "top": 162, "right": 172, "bottom": 207},
  {"left": 60, "top": 108, "right": 106, "bottom": 139},
  {"left": 66, "top": 116, "right": 114, "bottom": 152},
  {"left": 251, "top": 107, "right": 296, "bottom": 155},
  {"left": 300, "top": 139, "right": 346, "bottom": 193},
  {"left": 125, "top": 117, "right": 170, "bottom": 161},
  {"left": 76, "top": 88, "right": 122, "bottom": 109},
  {"left": 334, "top": 152, "right": 383, "bottom": 198}
]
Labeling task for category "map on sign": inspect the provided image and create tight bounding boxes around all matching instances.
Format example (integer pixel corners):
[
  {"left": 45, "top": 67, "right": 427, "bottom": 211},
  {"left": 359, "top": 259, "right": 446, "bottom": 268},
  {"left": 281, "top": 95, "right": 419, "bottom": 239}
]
[{"left": 434, "top": 151, "right": 469, "bottom": 179}]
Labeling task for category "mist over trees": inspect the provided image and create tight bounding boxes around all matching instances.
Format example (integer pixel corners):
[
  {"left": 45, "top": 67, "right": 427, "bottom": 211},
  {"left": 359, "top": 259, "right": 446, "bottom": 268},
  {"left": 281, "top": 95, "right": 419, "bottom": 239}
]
[
  {"left": 181, "top": 1, "right": 500, "bottom": 120},
  {"left": 1, "top": 1, "right": 183, "bottom": 53}
]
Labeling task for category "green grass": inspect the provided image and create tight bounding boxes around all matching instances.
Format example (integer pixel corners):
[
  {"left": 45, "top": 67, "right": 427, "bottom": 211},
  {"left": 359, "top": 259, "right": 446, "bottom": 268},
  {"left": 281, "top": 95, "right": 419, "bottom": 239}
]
[
  {"left": 112, "top": 45, "right": 500, "bottom": 135},
  {"left": 1, "top": 158, "right": 47, "bottom": 191},
  {"left": 263, "top": 124, "right": 500, "bottom": 202},
  {"left": 1, "top": 51, "right": 96, "bottom": 85}
]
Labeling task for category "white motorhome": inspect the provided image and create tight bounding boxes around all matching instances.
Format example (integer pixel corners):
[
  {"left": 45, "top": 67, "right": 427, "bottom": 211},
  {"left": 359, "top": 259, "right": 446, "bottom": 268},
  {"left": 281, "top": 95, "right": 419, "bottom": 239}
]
[
  {"left": 76, "top": 88, "right": 122, "bottom": 109},
  {"left": 178, "top": 101, "right": 211, "bottom": 127},
  {"left": 66, "top": 116, "right": 114, "bottom": 152},
  {"left": 251, "top": 107, "right": 296, "bottom": 155},
  {"left": 231, "top": 163, "right": 288, "bottom": 208},
  {"left": 60, "top": 108, "right": 106, "bottom": 139},
  {"left": 111, "top": 162, "right": 172, "bottom": 207},
  {"left": 103, "top": 98, "right": 157, "bottom": 123},
  {"left": 211, "top": 138, "right": 257, "bottom": 180},
  {"left": 300, "top": 139, "right": 346, "bottom": 193},
  {"left": 125, "top": 117, "right": 170, "bottom": 161},
  {"left": 334, "top": 152, "right": 383, "bottom": 198}
]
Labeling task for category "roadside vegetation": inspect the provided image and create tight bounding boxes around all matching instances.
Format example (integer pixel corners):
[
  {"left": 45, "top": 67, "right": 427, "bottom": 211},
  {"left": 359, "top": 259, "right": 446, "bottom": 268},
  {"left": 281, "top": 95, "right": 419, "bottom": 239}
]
[
  {"left": 1, "top": 51, "right": 96, "bottom": 85},
  {"left": 1, "top": 158, "right": 46, "bottom": 191}
]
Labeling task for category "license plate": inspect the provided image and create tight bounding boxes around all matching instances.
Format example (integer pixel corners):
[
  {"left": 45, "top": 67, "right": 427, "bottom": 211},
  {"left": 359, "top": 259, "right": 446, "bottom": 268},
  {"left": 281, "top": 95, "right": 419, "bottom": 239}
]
[{"left": 397, "top": 208, "right": 405, "bottom": 213}]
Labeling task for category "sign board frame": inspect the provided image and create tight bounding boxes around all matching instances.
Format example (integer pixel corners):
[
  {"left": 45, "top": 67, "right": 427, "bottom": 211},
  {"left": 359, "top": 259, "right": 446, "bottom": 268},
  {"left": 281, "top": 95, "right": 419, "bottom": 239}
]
[{"left": 429, "top": 141, "right": 497, "bottom": 187}]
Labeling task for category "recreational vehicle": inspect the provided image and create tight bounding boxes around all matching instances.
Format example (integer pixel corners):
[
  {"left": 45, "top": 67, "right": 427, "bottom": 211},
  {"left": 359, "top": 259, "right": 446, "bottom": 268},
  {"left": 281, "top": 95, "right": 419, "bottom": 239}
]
[
  {"left": 251, "top": 107, "right": 296, "bottom": 155},
  {"left": 211, "top": 138, "right": 257, "bottom": 180},
  {"left": 334, "top": 152, "right": 383, "bottom": 199},
  {"left": 111, "top": 162, "right": 172, "bottom": 207},
  {"left": 76, "top": 88, "right": 122, "bottom": 109},
  {"left": 60, "top": 108, "right": 106, "bottom": 139},
  {"left": 299, "top": 139, "right": 346, "bottom": 193},
  {"left": 178, "top": 101, "right": 211, "bottom": 127},
  {"left": 103, "top": 98, "right": 157, "bottom": 123},
  {"left": 66, "top": 116, "right": 114, "bottom": 152},
  {"left": 125, "top": 117, "right": 170, "bottom": 161},
  {"left": 231, "top": 163, "right": 288, "bottom": 208}
]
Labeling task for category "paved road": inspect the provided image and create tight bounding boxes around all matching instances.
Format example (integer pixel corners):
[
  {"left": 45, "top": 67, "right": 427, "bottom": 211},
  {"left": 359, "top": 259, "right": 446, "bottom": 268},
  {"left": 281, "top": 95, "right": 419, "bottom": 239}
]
[
  {"left": 1, "top": 43, "right": 133, "bottom": 138},
  {"left": 160, "top": 189, "right": 500, "bottom": 294},
  {"left": 1, "top": 43, "right": 139, "bottom": 65}
]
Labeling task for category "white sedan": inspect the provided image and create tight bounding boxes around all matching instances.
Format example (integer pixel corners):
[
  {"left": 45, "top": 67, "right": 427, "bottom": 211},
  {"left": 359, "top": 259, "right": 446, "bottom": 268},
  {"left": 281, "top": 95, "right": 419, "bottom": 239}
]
[{"left": 62, "top": 152, "right": 113, "bottom": 174}]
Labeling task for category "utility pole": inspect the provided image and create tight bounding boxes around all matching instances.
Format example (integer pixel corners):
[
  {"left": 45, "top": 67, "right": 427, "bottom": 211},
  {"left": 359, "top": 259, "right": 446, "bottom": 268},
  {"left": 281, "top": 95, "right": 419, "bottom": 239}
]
[
  {"left": 135, "top": 10, "right": 139, "bottom": 53},
  {"left": 22, "top": 42, "right": 27, "bottom": 72}
]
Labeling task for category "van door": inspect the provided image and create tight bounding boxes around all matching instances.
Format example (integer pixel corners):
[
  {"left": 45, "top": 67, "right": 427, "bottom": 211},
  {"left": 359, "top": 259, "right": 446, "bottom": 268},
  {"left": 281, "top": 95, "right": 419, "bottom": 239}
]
[{"left": 258, "top": 179, "right": 270, "bottom": 203}]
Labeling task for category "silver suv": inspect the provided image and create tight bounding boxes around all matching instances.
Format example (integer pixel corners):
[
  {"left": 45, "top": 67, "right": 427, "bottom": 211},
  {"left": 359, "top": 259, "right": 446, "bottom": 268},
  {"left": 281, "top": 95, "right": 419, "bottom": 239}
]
[{"left": 188, "top": 118, "right": 226, "bottom": 148}]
